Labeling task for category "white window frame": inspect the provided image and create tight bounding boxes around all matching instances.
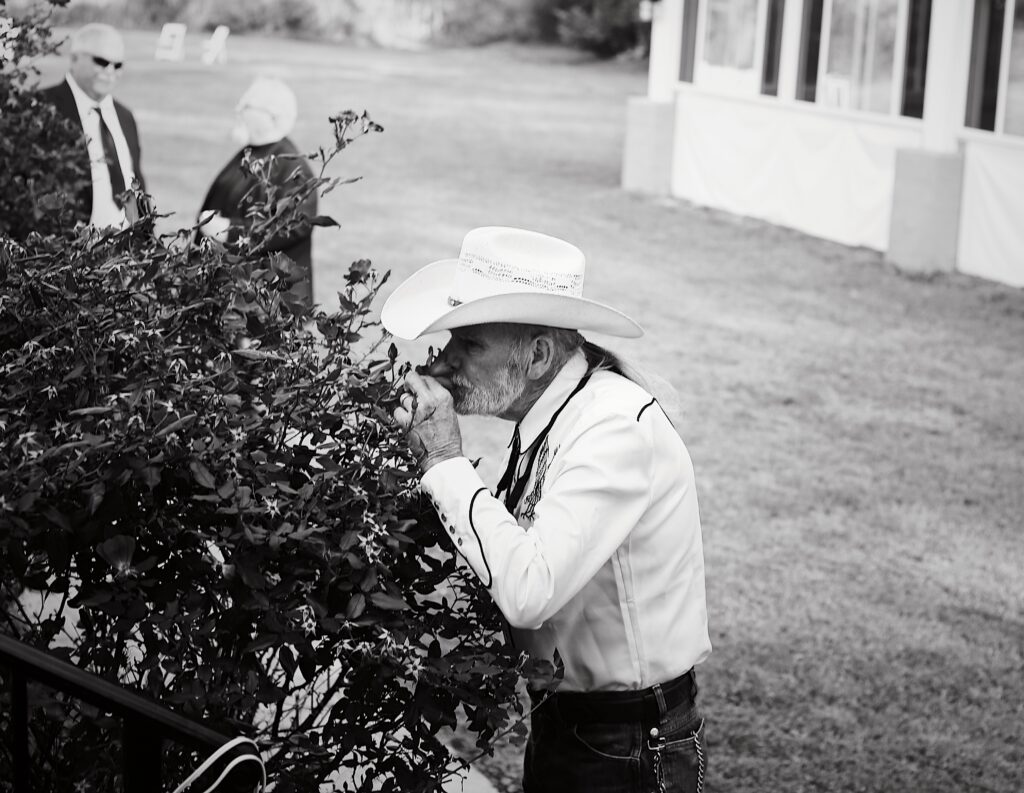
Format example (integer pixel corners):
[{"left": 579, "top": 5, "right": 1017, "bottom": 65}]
[
  {"left": 816, "top": 0, "right": 911, "bottom": 116},
  {"left": 693, "top": 0, "right": 771, "bottom": 95}
]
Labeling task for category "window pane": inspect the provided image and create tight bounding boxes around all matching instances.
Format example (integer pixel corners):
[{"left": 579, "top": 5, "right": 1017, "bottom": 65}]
[
  {"left": 823, "top": 0, "right": 901, "bottom": 113},
  {"left": 797, "top": 0, "right": 825, "bottom": 100},
  {"left": 900, "top": 0, "right": 931, "bottom": 118},
  {"left": 704, "top": 0, "right": 759, "bottom": 68},
  {"left": 1005, "top": 0, "right": 1024, "bottom": 134},
  {"left": 965, "top": 0, "right": 1005, "bottom": 131},
  {"left": 679, "top": 0, "right": 700, "bottom": 82},
  {"left": 761, "top": 0, "right": 787, "bottom": 95}
]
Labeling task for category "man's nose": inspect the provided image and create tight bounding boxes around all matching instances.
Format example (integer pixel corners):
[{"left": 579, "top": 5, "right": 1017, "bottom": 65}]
[{"left": 427, "top": 345, "right": 457, "bottom": 377}]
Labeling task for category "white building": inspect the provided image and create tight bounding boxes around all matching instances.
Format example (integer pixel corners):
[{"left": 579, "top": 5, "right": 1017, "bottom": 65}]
[{"left": 622, "top": 0, "right": 1024, "bottom": 287}]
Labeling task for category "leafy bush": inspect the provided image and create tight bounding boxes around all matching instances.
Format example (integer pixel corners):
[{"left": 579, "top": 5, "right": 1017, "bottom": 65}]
[
  {"left": 194, "top": 0, "right": 321, "bottom": 36},
  {"left": 36, "top": 0, "right": 322, "bottom": 36},
  {"left": 0, "top": 9, "right": 548, "bottom": 791},
  {"left": 21, "top": 0, "right": 643, "bottom": 54},
  {"left": 438, "top": 0, "right": 535, "bottom": 46},
  {"left": 534, "top": 0, "right": 641, "bottom": 57},
  {"left": 130, "top": 0, "right": 193, "bottom": 28},
  {"left": 0, "top": 5, "right": 89, "bottom": 240}
]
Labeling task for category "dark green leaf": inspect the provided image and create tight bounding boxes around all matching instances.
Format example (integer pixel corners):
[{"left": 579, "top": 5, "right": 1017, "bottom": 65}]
[
  {"left": 369, "top": 592, "right": 409, "bottom": 611},
  {"left": 345, "top": 593, "right": 366, "bottom": 619},
  {"left": 189, "top": 461, "right": 217, "bottom": 489}
]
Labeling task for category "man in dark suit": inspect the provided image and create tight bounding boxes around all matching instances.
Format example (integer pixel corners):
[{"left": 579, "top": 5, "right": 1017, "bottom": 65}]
[{"left": 39, "top": 23, "right": 145, "bottom": 228}]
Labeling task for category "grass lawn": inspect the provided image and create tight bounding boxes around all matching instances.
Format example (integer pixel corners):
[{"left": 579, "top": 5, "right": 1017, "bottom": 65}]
[{"left": 34, "top": 28, "right": 1024, "bottom": 793}]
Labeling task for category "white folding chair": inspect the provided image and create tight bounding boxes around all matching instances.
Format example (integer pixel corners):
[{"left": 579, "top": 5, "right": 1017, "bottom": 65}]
[
  {"left": 201, "top": 25, "right": 230, "bottom": 65},
  {"left": 154, "top": 22, "right": 187, "bottom": 62}
]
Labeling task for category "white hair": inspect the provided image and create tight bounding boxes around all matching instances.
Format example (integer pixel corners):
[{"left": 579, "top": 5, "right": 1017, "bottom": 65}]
[
  {"left": 237, "top": 76, "right": 298, "bottom": 142},
  {"left": 70, "top": 23, "right": 122, "bottom": 54}
]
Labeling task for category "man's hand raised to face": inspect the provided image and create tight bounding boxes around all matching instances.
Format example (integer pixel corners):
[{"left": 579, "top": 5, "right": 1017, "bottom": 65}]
[{"left": 393, "top": 371, "right": 464, "bottom": 473}]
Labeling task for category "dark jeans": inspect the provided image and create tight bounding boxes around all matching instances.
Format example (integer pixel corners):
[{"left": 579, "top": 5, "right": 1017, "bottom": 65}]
[{"left": 523, "top": 677, "right": 707, "bottom": 793}]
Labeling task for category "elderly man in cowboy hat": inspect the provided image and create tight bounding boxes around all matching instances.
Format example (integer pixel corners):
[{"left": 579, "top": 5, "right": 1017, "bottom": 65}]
[{"left": 384, "top": 226, "right": 711, "bottom": 793}]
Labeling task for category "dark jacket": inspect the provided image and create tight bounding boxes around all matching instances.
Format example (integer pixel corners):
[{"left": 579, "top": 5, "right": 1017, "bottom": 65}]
[
  {"left": 199, "top": 137, "right": 317, "bottom": 304},
  {"left": 38, "top": 79, "right": 145, "bottom": 224}
]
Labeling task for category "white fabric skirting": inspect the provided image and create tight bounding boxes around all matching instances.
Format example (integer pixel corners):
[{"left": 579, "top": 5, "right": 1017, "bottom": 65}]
[
  {"left": 671, "top": 89, "right": 923, "bottom": 251},
  {"left": 958, "top": 138, "right": 1024, "bottom": 288}
]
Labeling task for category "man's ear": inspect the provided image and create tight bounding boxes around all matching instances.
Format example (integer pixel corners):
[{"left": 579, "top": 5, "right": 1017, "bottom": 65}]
[{"left": 525, "top": 333, "right": 555, "bottom": 382}]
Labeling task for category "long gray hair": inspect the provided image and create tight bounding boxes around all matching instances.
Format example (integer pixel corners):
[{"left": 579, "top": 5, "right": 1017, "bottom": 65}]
[{"left": 513, "top": 325, "right": 645, "bottom": 387}]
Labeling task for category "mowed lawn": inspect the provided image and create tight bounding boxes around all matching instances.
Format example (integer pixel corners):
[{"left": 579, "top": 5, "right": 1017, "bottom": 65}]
[{"left": 35, "top": 28, "right": 1024, "bottom": 793}]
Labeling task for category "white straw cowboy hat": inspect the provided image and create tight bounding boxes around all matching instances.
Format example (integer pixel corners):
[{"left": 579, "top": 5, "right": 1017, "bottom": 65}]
[{"left": 380, "top": 226, "right": 643, "bottom": 340}]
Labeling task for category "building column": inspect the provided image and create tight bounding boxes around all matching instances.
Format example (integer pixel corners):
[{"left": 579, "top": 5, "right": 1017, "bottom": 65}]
[
  {"left": 886, "top": 2, "right": 975, "bottom": 275},
  {"left": 622, "top": 0, "right": 684, "bottom": 195},
  {"left": 920, "top": 1, "right": 974, "bottom": 154},
  {"left": 648, "top": 0, "right": 685, "bottom": 101},
  {"left": 776, "top": 0, "right": 806, "bottom": 101}
]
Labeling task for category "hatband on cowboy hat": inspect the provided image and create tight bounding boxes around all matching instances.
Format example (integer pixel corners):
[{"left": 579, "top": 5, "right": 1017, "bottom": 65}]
[{"left": 380, "top": 226, "right": 643, "bottom": 340}]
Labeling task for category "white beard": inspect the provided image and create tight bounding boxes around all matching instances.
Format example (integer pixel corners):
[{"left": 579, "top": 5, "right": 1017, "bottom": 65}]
[{"left": 452, "top": 365, "right": 526, "bottom": 416}]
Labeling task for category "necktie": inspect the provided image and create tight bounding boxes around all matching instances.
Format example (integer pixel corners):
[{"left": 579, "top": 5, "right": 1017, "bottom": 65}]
[
  {"left": 494, "top": 372, "right": 594, "bottom": 512},
  {"left": 495, "top": 424, "right": 522, "bottom": 509},
  {"left": 95, "top": 107, "right": 126, "bottom": 204}
]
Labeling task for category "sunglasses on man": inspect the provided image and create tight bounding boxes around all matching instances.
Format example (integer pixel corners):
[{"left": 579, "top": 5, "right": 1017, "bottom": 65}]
[{"left": 90, "top": 55, "right": 123, "bottom": 71}]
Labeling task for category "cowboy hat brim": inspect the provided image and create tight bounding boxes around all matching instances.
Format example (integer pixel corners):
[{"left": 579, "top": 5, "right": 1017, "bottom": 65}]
[{"left": 380, "top": 259, "right": 644, "bottom": 340}]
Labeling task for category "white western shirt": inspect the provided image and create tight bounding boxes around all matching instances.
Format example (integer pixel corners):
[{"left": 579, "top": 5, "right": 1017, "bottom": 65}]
[
  {"left": 65, "top": 73, "right": 134, "bottom": 229},
  {"left": 421, "top": 351, "right": 711, "bottom": 692}
]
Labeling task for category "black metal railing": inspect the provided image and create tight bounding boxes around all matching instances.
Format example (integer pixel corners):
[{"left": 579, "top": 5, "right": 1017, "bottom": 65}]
[{"left": 0, "top": 633, "right": 259, "bottom": 792}]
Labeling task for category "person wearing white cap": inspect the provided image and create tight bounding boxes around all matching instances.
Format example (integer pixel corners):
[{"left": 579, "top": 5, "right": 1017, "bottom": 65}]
[
  {"left": 197, "top": 77, "right": 317, "bottom": 306},
  {"left": 39, "top": 23, "right": 146, "bottom": 228},
  {"left": 384, "top": 226, "right": 711, "bottom": 793}
]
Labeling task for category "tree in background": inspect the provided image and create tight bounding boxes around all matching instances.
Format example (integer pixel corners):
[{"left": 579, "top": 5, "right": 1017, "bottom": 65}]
[
  {"left": 0, "top": 5, "right": 550, "bottom": 790},
  {"left": 534, "top": 0, "right": 642, "bottom": 58},
  {"left": 38, "top": 0, "right": 644, "bottom": 58}
]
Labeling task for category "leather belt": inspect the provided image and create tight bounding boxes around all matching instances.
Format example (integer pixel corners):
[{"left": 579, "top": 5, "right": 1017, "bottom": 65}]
[{"left": 541, "top": 669, "right": 697, "bottom": 724}]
